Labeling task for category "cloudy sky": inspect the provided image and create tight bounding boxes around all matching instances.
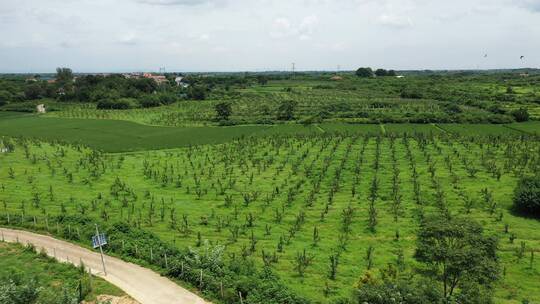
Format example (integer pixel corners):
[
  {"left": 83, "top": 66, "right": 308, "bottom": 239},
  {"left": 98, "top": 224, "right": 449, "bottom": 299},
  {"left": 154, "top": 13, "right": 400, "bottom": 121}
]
[{"left": 0, "top": 0, "right": 539, "bottom": 72}]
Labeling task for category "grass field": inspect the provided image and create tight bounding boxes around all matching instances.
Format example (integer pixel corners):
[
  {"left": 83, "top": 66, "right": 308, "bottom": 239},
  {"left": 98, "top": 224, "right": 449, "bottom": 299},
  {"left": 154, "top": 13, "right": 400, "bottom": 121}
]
[
  {"left": 0, "top": 241, "right": 124, "bottom": 302},
  {"left": 0, "top": 131, "right": 539, "bottom": 303}
]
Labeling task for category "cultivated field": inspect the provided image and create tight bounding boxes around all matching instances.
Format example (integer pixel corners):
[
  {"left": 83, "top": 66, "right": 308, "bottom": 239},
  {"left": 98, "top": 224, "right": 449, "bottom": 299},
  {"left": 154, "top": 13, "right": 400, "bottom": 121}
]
[{"left": 1, "top": 130, "right": 539, "bottom": 303}]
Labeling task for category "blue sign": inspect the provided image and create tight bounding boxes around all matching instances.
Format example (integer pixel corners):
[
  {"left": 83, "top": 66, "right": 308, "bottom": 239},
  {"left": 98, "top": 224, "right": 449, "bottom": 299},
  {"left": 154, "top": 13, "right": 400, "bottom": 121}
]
[{"left": 92, "top": 233, "right": 107, "bottom": 248}]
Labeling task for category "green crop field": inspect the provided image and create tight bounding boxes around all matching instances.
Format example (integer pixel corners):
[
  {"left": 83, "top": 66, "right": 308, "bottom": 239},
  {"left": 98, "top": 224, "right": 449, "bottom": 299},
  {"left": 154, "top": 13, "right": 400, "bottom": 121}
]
[
  {"left": 0, "top": 241, "right": 124, "bottom": 302},
  {"left": 1, "top": 130, "right": 539, "bottom": 303},
  {"left": 1, "top": 113, "right": 539, "bottom": 152},
  {"left": 1, "top": 70, "right": 540, "bottom": 304}
]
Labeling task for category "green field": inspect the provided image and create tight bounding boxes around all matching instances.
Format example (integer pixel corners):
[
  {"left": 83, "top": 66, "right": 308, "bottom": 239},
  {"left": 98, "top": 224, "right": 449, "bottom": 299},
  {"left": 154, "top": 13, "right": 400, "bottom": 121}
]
[
  {"left": 0, "top": 241, "right": 124, "bottom": 302},
  {"left": 39, "top": 74, "right": 540, "bottom": 126},
  {"left": 1, "top": 70, "right": 540, "bottom": 304},
  {"left": 0, "top": 129, "right": 539, "bottom": 303},
  {"left": 1, "top": 113, "right": 539, "bottom": 152}
]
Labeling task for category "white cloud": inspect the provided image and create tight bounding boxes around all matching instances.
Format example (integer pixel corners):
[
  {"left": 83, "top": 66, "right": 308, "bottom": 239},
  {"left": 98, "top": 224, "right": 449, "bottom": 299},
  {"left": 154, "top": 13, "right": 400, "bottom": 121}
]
[
  {"left": 377, "top": 14, "right": 412, "bottom": 28},
  {"left": 270, "top": 15, "right": 319, "bottom": 40},
  {"left": 136, "top": 0, "right": 222, "bottom": 6},
  {"left": 515, "top": 0, "right": 540, "bottom": 12},
  {"left": 0, "top": 0, "right": 538, "bottom": 72},
  {"left": 118, "top": 33, "right": 140, "bottom": 45}
]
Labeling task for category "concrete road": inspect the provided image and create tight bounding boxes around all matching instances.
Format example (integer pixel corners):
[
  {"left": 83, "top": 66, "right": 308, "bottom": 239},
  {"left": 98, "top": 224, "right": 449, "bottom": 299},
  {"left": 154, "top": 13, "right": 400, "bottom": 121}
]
[{"left": 0, "top": 227, "right": 210, "bottom": 304}]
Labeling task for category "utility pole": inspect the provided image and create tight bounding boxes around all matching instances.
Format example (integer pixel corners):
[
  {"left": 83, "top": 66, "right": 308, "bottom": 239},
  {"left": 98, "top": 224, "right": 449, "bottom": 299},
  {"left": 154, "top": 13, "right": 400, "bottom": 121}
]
[
  {"left": 95, "top": 224, "right": 107, "bottom": 276},
  {"left": 291, "top": 62, "right": 296, "bottom": 79}
]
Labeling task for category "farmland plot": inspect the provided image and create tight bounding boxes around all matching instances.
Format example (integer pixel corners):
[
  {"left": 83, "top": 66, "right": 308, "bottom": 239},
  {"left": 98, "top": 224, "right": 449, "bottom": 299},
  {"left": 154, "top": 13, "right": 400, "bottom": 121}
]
[{"left": 0, "top": 133, "right": 539, "bottom": 303}]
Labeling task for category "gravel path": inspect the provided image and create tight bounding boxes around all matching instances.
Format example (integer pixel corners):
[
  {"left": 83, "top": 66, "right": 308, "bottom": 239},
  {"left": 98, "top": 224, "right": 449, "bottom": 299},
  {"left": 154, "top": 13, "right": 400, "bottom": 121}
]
[{"left": 0, "top": 227, "right": 210, "bottom": 304}]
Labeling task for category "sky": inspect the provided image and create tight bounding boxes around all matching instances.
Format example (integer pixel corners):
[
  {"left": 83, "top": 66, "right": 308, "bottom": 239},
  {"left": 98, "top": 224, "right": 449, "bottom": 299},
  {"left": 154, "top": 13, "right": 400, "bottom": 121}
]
[{"left": 0, "top": 0, "right": 539, "bottom": 73}]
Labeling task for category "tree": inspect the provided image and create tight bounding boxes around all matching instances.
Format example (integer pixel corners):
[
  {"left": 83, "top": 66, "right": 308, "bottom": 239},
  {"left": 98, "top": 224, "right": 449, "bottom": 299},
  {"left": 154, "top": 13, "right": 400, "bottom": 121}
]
[
  {"left": 276, "top": 100, "right": 297, "bottom": 121},
  {"left": 414, "top": 215, "right": 499, "bottom": 301},
  {"left": 24, "top": 83, "right": 43, "bottom": 100},
  {"left": 375, "top": 69, "right": 388, "bottom": 77},
  {"left": 215, "top": 102, "right": 232, "bottom": 121},
  {"left": 56, "top": 67, "right": 74, "bottom": 86},
  {"left": 355, "top": 67, "right": 374, "bottom": 78},
  {"left": 187, "top": 85, "right": 207, "bottom": 100},
  {"left": 510, "top": 108, "right": 529, "bottom": 122},
  {"left": 387, "top": 70, "right": 397, "bottom": 77},
  {"left": 0, "top": 90, "right": 11, "bottom": 106},
  {"left": 257, "top": 75, "right": 269, "bottom": 85},
  {"left": 513, "top": 176, "right": 540, "bottom": 217}
]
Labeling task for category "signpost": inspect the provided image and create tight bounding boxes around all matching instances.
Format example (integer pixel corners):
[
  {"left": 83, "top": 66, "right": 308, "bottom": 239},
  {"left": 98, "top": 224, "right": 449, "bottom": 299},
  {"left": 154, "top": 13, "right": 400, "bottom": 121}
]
[{"left": 93, "top": 224, "right": 107, "bottom": 276}]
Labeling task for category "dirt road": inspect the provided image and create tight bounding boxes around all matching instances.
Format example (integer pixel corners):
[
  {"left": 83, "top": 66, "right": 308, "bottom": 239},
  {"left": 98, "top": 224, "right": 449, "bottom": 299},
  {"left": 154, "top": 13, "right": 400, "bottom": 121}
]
[{"left": 0, "top": 227, "right": 210, "bottom": 304}]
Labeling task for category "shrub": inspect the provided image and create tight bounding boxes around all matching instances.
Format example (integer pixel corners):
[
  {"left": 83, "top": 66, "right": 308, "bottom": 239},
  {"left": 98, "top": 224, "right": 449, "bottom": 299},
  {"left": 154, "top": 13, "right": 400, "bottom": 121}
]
[
  {"left": 96, "top": 98, "right": 134, "bottom": 110},
  {"left": 139, "top": 95, "right": 161, "bottom": 108},
  {"left": 400, "top": 87, "right": 423, "bottom": 99},
  {"left": 276, "top": 100, "right": 297, "bottom": 121},
  {"left": 513, "top": 176, "right": 540, "bottom": 217},
  {"left": 510, "top": 108, "right": 530, "bottom": 122},
  {"left": 0, "top": 90, "right": 12, "bottom": 106},
  {"left": 157, "top": 93, "right": 177, "bottom": 105},
  {"left": 187, "top": 85, "right": 207, "bottom": 100},
  {"left": 487, "top": 114, "right": 514, "bottom": 124}
]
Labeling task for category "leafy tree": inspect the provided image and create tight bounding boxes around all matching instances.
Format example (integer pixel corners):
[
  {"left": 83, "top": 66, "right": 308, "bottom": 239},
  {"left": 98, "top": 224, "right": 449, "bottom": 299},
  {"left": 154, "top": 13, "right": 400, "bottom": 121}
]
[
  {"left": 513, "top": 176, "right": 540, "bottom": 217},
  {"left": 139, "top": 94, "right": 161, "bottom": 108},
  {"left": 0, "top": 90, "right": 11, "bottom": 106},
  {"left": 375, "top": 69, "right": 388, "bottom": 77},
  {"left": 276, "top": 100, "right": 297, "bottom": 121},
  {"left": 215, "top": 102, "right": 232, "bottom": 121},
  {"left": 157, "top": 93, "right": 176, "bottom": 105},
  {"left": 257, "top": 75, "right": 269, "bottom": 85},
  {"left": 355, "top": 67, "right": 374, "bottom": 78},
  {"left": 24, "top": 84, "right": 44, "bottom": 100},
  {"left": 414, "top": 215, "right": 499, "bottom": 301},
  {"left": 510, "top": 108, "right": 530, "bottom": 122},
  {"left": 56, "top": 67, "right": 74, "bottom": 87},
  {"left": 187, "top": 85, "right": 207, "bottom": 100},
  {"left": 387, "top": 70, "right": 397, "bottom": 77}
]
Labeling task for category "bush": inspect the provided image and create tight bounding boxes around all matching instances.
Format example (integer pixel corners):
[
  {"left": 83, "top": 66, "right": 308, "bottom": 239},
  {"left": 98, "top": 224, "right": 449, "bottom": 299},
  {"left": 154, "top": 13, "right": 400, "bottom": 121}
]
[
  {"left": 510, "top": 108, "right": 530, "bottom": 122},
  {"left": 487, "top": 114, "right": 514, "bottom": 124},
  {"left": 96, "top": 98, "right": 134, "bottom": 110},
  {"left": 139, "top": 95, "right": 161, "bottom": 108},
  {"left": 0, "top": 90, "right": 12, "bottom": 106},
  {"left": 513, "top": 176, "right": 540, "bottom": 217},
  {"left": 157, "top": 93, "right": 177, "bottom": 105},
  {"left": 400, "top": 87, "right": 423, "bottom": 99},
  {"left": 187, "top": 85, "right": 207, "bottom": 100}
]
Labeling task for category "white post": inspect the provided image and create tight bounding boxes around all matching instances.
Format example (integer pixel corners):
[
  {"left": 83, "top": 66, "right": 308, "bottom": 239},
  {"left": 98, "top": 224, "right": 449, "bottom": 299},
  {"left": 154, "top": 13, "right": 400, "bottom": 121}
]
[{"left": 95, "top": 224, "right": 107, "bottom": 276}]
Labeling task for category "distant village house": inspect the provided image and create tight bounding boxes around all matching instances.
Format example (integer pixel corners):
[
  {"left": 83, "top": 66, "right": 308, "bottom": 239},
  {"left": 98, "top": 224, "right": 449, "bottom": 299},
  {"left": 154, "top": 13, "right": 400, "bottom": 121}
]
[{"left": 143, "top": 73, "right": 168, "bottom": 85}]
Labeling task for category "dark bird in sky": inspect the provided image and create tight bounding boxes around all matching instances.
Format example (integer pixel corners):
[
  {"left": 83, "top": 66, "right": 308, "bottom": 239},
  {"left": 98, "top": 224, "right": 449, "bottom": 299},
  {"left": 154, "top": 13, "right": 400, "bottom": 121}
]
[
  {"left": 520, "top": 55, "right": 525, "bottom": 60},
  {"left": 484, "top": 54, "right": 488, "bottom": 58}
]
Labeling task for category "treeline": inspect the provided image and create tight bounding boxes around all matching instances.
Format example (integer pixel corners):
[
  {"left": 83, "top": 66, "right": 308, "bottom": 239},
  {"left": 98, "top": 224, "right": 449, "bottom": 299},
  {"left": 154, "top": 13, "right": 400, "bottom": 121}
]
[{"left": 0, "top": 69, "right": 282, "bottom": 112}]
